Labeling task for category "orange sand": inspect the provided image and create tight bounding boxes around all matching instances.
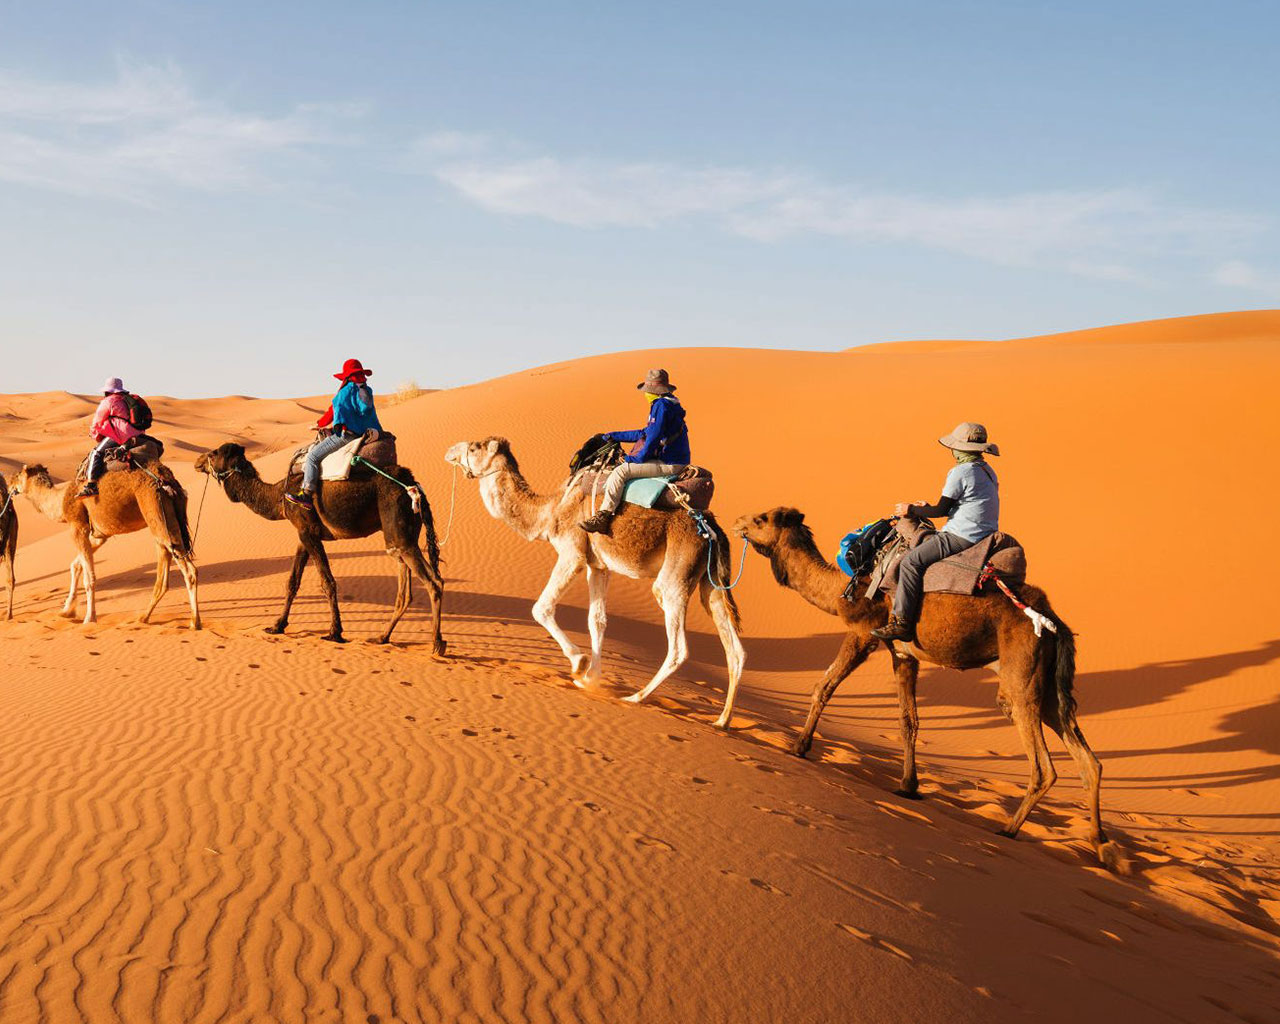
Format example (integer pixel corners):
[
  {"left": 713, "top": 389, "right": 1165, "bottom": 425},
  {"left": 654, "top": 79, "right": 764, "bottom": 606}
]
[{"left": 1, "top": 310, "right": 1278, "bottom": 1022}]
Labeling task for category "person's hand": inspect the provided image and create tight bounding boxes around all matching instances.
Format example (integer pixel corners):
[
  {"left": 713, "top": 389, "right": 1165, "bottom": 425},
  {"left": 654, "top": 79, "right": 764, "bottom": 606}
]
[
  {"left": 601, "top": 433, "right": 614, "bottom": 443},
  {"left": 893, "top": 501, "right": 911, "bottom": 517}
]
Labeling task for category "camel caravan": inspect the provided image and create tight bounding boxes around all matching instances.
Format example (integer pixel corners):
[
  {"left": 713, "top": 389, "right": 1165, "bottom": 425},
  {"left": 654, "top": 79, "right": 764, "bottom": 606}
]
[{"left": 2, "top": 362, "right": 1113, "bottom": 864}]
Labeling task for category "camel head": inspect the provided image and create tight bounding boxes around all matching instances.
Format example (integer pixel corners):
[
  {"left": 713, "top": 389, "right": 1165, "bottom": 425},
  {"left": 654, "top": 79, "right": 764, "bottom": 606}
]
[
  {"left": 733, "top": 507, "right": 809, "bottom": 555},
  {"left": 196, "top": 442, "right": 255, "bottom": 482},
  {"left": 445, "top": 437, "right": 518, "bottom": 480},
  {"left": 8, "top": 464, "right": 52, "bottom": 495}
]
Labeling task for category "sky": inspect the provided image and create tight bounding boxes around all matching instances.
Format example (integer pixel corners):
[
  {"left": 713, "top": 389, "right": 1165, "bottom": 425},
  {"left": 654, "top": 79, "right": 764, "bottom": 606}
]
[{"left": 1, "top": 0, "right": 1278, "bottom": 397}]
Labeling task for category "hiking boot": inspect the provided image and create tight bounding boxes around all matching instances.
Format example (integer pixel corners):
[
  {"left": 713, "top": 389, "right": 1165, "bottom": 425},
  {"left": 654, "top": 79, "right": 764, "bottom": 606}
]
[
  {"left": 579, "top": 510, "right": 615, "bottom": 535},
  {"left": 284, "top": 490, "right": 316, "bottom": 511},
  {"left": 872, "top": 616, "right": 916, "bottom": 644},
  {"left": 77, "top": 481, "right": 99, "bottom": 498}
]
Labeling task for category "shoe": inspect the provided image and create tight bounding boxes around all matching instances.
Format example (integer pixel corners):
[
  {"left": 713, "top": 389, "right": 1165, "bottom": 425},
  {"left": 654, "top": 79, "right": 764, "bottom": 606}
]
[
  {"left": 284, "top": 490, "right": 316, "bottom": 511},
  {"left": 579, "top": 510, "right": 615, "bottom": 535},
  {"left": 872, "top": 616, "right": 916, "bottom": 643},
  {"left": 77, "top": 482, "right": 99, "bottom": 498}
]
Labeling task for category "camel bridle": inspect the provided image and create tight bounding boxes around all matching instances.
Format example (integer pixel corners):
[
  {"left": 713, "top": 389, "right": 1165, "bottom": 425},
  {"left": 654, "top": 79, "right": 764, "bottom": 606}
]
[{"left": 459, "top": 447, "right": 502, "bottom": 480}]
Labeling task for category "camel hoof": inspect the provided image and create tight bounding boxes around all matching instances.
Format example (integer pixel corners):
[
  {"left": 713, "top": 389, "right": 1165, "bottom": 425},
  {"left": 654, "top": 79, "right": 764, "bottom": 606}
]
[
  {"left": 373, "top": 635, "right": 392, "bottom": 645},
  {"left": 323, "top": 633, "right": 347, "bottom": 644},
  {"left": 190, "top": 621, "right": 202, "bottom": 631},
  {"left": 58, "top": 608, "right": 77, "bottom": 619},
  {"left": 894, "top": 787, "right": 923, "bottom": 800},
  {"left": 432, "top": 640, "right": 448, "bottom": 658},
  {"left": 790, "top": 743, "right": 810, "bottom": 759},
  {"left": 713, "top": 715, "right": 731, "bottom": 731},
  {"left": 569, "top": 654, "right": 591, "bottom": 678},
  {"left": 264, "top": 625, "right": 285, "bottom": 636},
  {"left": 996, "top": 827, "right": 1019, "bottom": 840},
  {"left": 620, "top": 692, "right": 645, "bottom": 705},
  {"left": 1096, "top": 840, "right": 1130, "bottom": 875}
]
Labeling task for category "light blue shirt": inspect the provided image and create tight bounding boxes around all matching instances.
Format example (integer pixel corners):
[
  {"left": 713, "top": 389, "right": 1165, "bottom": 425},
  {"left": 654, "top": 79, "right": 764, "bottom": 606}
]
[{"left": 940, "top": 461, "right": 1000, "bottom": 543}]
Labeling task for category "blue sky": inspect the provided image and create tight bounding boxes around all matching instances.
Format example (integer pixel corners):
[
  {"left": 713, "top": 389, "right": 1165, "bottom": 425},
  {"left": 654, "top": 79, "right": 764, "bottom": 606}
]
[{"left": 1, "top": 0, "right": 1277, "bottom": 396}]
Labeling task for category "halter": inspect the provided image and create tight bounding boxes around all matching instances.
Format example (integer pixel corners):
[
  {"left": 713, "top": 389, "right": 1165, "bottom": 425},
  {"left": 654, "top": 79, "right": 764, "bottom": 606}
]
[{"left": 459, "top": 447, "right": 503, "bottom": 480}]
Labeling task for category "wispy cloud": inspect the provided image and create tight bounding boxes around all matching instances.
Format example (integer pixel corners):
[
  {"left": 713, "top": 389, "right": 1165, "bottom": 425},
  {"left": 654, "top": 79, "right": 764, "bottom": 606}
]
[
  {"left": 0, "top": 59, "right": 354, "bottom": 203},
  {"left": 416, "top": 133, "right": 1260, "bottom": 281},
  {"left": 1212, "top": 260, "right": 1280, "bottom": 298}
]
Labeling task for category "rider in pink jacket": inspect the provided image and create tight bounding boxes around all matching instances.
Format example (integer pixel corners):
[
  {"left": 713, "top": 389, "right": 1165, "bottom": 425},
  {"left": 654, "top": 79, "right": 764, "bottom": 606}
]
[{"left": 80, "top": 377, "right": 143, "bottom": 497}]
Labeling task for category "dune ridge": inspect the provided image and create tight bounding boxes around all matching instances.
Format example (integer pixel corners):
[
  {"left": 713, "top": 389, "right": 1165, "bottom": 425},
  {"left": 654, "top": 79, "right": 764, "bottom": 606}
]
[{"left": 1, "top": 310, "right": 1278, "bottom": 1022}]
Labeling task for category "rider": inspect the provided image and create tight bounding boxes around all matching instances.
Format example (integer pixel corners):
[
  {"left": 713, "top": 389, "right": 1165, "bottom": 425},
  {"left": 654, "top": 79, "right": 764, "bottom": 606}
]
[
  {"left": 872, "top": 422, "right": 1001, "bottom": 644},
  {"left": 80, "top": 376, "right": 144, "bottom": 497},
  {"left": 285, "top": 358, "right": 382, "bottom": 511},
  {"left": 580, "top": 368, "right": 690, "bottom": 535}
]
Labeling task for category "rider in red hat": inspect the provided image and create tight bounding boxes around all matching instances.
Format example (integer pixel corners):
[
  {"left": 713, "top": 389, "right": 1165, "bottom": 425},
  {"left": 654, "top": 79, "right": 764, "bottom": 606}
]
[{"left": 285, "top": 359, "right": 382, "bottom": 510}]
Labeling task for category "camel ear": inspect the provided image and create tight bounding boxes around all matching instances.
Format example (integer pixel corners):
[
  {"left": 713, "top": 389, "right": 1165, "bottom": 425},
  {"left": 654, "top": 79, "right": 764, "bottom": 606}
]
[{"left": 486, "top": 439, "right": 501, "bottom": 455}]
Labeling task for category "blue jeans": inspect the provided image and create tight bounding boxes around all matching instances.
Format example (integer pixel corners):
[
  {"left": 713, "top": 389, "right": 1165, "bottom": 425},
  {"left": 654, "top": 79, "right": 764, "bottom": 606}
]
[
  {"left": 302, "top": 430, "right": 355, "bottom": 493},
  {"left": 892, "top": 531, "right": 976, "bottom": 624}
]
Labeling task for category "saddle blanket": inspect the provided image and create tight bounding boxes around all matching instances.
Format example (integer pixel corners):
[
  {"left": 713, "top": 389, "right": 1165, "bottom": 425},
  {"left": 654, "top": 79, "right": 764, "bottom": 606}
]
[
  {"left": 868, "top": 516, "right": 1027, "bottom": 598},
  {"left": 289, "top": 430, "right": 398, "bottom": 481},
  {"left": 76, "top": 435, "right": 165, "bottom": 481},
  {"left": 573, "top": 466, "right": 715, "bottom": 511}
]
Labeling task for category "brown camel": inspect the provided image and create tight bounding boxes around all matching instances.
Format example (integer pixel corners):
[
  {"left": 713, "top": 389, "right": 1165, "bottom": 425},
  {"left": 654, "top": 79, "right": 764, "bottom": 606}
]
[
  {"left": 444, "top": 437, "right": 745, "bottom": 725},
  {"left": 8, "top": 462, "right": 199, "bottom": 628},
  {"left": 0, "top": 475, "right": 16, "bottom": 620},
  {"left": 195, "top": 443, "right": 445, "bottom": 652},
  {"left": 734, "top": 507, "right": 1111, "bottom": 864}
]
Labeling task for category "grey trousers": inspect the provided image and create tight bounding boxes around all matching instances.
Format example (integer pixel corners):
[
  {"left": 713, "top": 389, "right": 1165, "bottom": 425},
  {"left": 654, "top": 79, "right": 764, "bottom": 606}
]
[
  {"left": 599, "top": 461, "right": 684, "bottom": 512},
  {"left": 302, "top": 430, "right": 355, "bottom": 493},
  {"left": 892, "top": 531, "right": 976, "bottom": 623}
]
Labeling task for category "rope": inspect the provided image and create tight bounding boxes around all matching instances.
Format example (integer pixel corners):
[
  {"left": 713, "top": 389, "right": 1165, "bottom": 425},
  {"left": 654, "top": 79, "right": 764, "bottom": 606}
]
[
  {"left": 191, "top": 471, "right": 211, "bottom": 551},
  {"left": 978, "top": 563, "right": 1057, "bottom": 637},
  {"left": 350, "top": 455, "right": 424, "bottom": 516},
  {"left": 668, "top": 485, "right": 748, "bottom": 592},
  {"left": 438, "top": 462, "right": 458, "bottom": 548},
  {"left": 0, "top": 489, "right": 13, "bottom": 522}
]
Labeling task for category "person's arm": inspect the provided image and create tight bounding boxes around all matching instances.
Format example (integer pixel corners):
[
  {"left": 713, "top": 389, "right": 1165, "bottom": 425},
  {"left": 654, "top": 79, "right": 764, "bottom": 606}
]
[
  {"left": 316, "top": 405, "right": 334, "bottom": 430},
  {"left": 898, "top": 496, "right": 958, "bottom": 519},
  {"left": 90, "top": 398, "right": 110, "bottom": 439},
  {"left": 605, "top": 427, "right": 644, "bottom": 443}
]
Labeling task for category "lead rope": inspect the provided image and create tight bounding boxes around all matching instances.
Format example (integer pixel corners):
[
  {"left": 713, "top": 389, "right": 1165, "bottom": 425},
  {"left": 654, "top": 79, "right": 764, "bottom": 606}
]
[
  {"left": 667, "top": 484, "right": 748, "bottom": 592},
  {"left": 437, "top": 463, "right": 458, "bottom": 548},
  {"left": 191, "top": 471, "right": 211, "bottom": 552},
  {"left": 350, "top": 455, "right": 425, "bottom": 517},
  {"left": 978, "top": 563, "right": 1058, "bottom": 637}
]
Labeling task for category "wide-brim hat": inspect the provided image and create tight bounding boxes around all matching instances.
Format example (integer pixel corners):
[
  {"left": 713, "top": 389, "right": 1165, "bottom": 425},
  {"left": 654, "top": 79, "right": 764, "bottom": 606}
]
[
  {"left": 938, "top": 421, "right": 1000, "bottom": 456},
  {"left": 101, "top": 376, "right": 125, "bottom": 394},
  {"left": 335, "top": 358, "right": 372, "bottom": 382},
  {"left": 636, "top": 367, "right": 676, "bottom": 395}
]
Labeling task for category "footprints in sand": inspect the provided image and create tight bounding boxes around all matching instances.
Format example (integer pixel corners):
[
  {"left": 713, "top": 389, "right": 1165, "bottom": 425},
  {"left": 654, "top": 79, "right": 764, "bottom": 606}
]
[
  {"left": 720, "top": 868, "right": 790, "bottom": 896},
  {"left": 836, "top": 923, "right": 913, "bottom": 962},
  {"left": 630, "top": 832, "right": 675, "bottom": 852}
]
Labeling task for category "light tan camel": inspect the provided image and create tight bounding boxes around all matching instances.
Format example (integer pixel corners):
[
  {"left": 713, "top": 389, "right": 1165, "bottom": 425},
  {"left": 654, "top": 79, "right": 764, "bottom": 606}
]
[
  {"left": 445, "top": 437, "right": 745, "bottom": 725},
  {"left": 8, "top": 463, "right": 199, "bottom": 628},
  {"left": 0, "top": 475, "right": 16, "bottom": 619},
  {"left": 734, "top": 507, "right": 1113, "bottom": 866}
]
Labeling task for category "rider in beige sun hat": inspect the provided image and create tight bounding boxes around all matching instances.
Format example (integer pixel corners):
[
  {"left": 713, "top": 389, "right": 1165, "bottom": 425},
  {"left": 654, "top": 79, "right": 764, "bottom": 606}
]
[{"left": 872, "top": 422, "right": 1002, "bottom": 644}]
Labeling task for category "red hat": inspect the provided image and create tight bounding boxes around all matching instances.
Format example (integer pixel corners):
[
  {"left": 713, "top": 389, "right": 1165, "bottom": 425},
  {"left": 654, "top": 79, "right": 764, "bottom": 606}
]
[{"left": 335, "top": 358, "right": 372, "bottom": 382}]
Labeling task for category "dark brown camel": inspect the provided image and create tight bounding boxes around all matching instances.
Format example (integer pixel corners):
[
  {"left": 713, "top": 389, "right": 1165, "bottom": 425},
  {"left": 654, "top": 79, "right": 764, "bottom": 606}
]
[
  {"left": 734, "top": 507, "right": 1114, "bottom": 866},
  {"left": 0, "top": 475, "right": 16, "bottom": 620},
  {"left": 195, "top": 443, "right": 445, "bottom": 652}
]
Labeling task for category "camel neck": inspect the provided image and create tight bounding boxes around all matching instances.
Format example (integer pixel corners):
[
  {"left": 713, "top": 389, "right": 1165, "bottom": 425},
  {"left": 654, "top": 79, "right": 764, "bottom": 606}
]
[
  {"left": 21, "top": 478, "right": 70, "bottom": 523},
  {"left": 222, "top": 469, "right": 286, "bottom": 522},
  {"left": 478, "top": 465, "right": 556, "bottom": 540},
  {"left": 775, "top": 529, "right": 851, "bottom": 617}
]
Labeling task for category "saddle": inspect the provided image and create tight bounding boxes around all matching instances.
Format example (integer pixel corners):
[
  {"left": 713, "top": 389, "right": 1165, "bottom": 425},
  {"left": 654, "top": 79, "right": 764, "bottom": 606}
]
[
  {"left": 76, "top": 434, "right": 165, "bottom": 482},
  {"left": 864, "top": 516, "right": 1027, "bottom": 599},
  {"left": 288, "top": 430, "right": 399, "bottom": 481},
  {"left": 572, "top": 465, "right": 715, "bottom": 511}
]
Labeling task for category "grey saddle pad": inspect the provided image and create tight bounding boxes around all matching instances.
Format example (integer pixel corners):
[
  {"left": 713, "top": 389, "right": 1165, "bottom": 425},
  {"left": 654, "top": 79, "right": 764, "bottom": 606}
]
[
  {"left": 871, "top": 517, "right": 1027, "bottom": 597},
  {"left": 573, "top": 465, "right": 715, "bottom": 511},
  {"left": 76, "top": 435, "right": 165, "bottom": 481},
  {"left": 288, "top": 430, "right": 399, "bottom": 478}
]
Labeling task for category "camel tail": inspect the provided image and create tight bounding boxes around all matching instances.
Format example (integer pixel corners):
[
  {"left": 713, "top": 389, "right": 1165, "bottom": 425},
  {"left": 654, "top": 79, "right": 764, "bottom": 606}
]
[
  {"left": 699, "top": 514, "right": 742, "bottom": 633},
  {"left": 1050, "top": 614, "right": 1077, "bottom": 726},
  {"left": 158, "top": 467, "right": 194, "bottom": 558},
  {"left": 398, "top": 467, "right": 442, "bottom": 572}
]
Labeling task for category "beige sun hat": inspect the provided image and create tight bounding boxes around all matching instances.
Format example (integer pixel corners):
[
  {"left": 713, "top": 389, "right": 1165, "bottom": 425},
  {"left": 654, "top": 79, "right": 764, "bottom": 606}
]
[{"left": 938, "top": 422, "right": 1000, "bottom": 456}]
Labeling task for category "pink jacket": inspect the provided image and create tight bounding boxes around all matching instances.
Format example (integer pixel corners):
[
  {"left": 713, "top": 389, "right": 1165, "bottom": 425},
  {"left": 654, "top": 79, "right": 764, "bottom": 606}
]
[{"left": 91, "top": 393, "right": 143, "bottom": 444}]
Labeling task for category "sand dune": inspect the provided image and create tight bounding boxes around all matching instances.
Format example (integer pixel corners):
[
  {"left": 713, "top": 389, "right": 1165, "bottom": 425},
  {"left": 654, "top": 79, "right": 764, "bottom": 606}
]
[{"left": 1, "top": 310, "right": 1278, "bottom": 1022}]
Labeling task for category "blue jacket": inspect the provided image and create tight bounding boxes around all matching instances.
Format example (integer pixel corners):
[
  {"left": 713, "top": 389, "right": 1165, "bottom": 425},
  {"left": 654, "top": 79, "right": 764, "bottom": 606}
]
[
  {"left": 607, "top": 396, "right": 691, "bottom": 465},
  {"left": 331, "top": 381, "right": 382, "bottom": 434}
]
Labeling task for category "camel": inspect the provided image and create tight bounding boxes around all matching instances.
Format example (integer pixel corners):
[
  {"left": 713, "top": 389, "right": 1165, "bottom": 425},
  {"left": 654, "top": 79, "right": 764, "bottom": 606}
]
[
  {"left": 734, "top": 507, "right": 1112, "bottom": 864},
  {"left": 8, "top": 461, "right": 199, "bottom": 628},
  {"left": 444, "top": 437, "right": 745, "bottom": 725},
  {"left": 195, "top": 442, "right": 445, "bottom": 652},
  {"left": 0, "top": 475, "right": 16, "bottom": 620}
]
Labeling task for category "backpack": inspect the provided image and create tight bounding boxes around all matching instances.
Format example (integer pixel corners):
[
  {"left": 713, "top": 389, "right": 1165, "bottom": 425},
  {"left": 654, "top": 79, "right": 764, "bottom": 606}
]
[
  {"left": 836, "top": 518, "right": 895, "bottom": 578},
  {"left": 568, "top": 433, "right": 623, "bottom": 475},
  {"left": 120, "top": 392, "right": 153, "bottom": 431}
]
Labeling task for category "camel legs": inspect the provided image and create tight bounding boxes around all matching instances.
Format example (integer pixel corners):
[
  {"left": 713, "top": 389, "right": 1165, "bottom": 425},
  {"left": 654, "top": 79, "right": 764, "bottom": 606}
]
[
  {"left": 400, "top": 544, "right": 447, "bottom": 657},
  {"left": 307, "top": 538, "right": 344, "bottom": 642},
  {"left": 997, "top": 668, "right": 1057, "bottom": 840},
  {"left": 60, "top": 558, "right": 82, "bottom": 618},
  {"left": 266, "top": 543, "right": 310, "bottom": 635},
  {"left": 792, "top": 632, "right": 877, "bottom": 758},
  {"left": 172, "top": 551, "right": 200, "bottom": 630},
  {"left": 892, "top": 652, "right": 922, "bottom": 797},
  {"left": 75, "top": 531, "right": 98, "bottom": 625},
  {"left": 139, "top": 544, "right": 172, "bottom": 623},
  {"left": 376, "top": 554, "right": 413, "bottom": 645},
  {"left": 1043, "top": 702, "right": 1107, "bottom": 851},
  {"left": 581, "top": 565, "right": 610, "bottom": 687},
  {"left": 703, "top": 582, "right": 747, "bottom": 730},
  {"left": 531, "top": 549, "right": 587, "bottom": 679},
  {"left": 621, "top": 570, "right": 693, "bottom": 705}
]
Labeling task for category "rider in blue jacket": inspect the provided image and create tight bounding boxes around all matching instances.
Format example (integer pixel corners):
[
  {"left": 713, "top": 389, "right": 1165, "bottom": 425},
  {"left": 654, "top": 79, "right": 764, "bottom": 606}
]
[
  {"left": 285, "top": 358, "right": 382, "bottom": 511},
  {"left": 581, "top": 368, "right": 690, "bottom": 535}
]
